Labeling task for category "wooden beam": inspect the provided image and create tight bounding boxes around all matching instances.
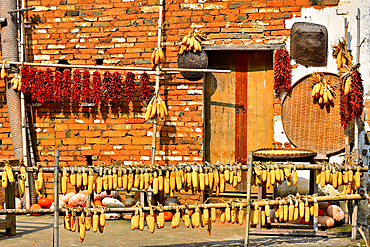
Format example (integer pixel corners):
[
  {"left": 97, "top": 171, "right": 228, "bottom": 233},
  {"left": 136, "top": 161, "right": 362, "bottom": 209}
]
[
  {"left": 249, "top": 229, "right": 328, "bottom": 237},
  {"left": 0, "top": 220, "right": 12, "bottom": 229},
  {"left": 203, "top": 44, "right": 285, "bottom": 51}
]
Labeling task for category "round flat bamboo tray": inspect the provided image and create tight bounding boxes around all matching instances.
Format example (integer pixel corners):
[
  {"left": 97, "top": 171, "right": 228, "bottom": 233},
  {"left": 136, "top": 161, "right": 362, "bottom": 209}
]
[
  {"left": 281, "top": 72, "right": 353, "bottom": 157},
  {"left": 253, "top": 147, "right": 317, "bottom": 159}
]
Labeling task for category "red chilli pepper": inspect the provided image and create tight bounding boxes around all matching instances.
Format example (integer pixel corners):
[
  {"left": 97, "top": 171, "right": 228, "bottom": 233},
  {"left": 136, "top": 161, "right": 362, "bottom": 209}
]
[
  {"left": 102, "top": 71, "right": 113, "bottom": 102},
  {"left": 36, "top": 70, "right": 46, "bottom": 104},
  {"left": 45, "top": 68, "right": 54, "bottom": 102},
  {"left": 125, "top": 72, "right": 135, "bottom": 102},
  {"left": 20, "top": 66, "right": 30, "bottom": 94},
  {"left": 30, "top": 68, "right": 38, "bottom": 102},
  {"left": 62, "top": 69, "right": 72, "bottom": 101},
  {"left": 54, "top": 71, "right": 62, "bottom": 103},
  {"left": 81, "top": 70, "right": 91, "bottom": 103},
  {"left": 140, "top": 72, "right": 150, "bottom": 102},
  {"left": 72, "top": 69, "right": 81, "bottom": 102},
  {"left": 350, "top": 70, "right": 363, "bottom": 119},
  {"left": 92, "top": 71, "right": 101, "bottom": 105},
  {"left": 273, "top": 49, "right": 291, "bottom": 97},
  {"left": 112, "top": 72, "right": 123, "bottom": 103}
]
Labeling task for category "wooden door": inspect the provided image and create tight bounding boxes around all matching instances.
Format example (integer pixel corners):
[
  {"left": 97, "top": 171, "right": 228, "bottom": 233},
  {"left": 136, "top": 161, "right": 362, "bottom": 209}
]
[{"left": 204, "top": 50, "right": 274, "bottom": 164}]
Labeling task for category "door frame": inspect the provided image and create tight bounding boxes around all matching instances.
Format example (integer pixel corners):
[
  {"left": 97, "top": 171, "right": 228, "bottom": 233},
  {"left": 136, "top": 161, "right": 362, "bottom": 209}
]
[{"left": 202, "top": 45, "right": 284, "bottom": 163}]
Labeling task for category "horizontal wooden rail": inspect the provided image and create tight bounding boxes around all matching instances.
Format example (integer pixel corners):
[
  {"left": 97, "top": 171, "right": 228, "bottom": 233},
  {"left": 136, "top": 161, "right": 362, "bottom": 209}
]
[{"left": 0, "top": 194, "right": 365, "bottom": 215}]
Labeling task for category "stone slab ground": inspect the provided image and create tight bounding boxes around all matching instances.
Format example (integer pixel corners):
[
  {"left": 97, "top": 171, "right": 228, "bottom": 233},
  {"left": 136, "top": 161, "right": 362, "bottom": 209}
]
[{"left": 0, "top": 215, "right": 366, "bottom": 247}]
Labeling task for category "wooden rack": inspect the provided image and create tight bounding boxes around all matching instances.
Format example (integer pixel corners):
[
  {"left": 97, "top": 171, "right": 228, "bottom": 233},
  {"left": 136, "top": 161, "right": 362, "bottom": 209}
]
[
  {"left": 0, "top": 152, "right": 368, "bottom": 247},
  {"left": 243, "top": 151, "right": 367, "bottom": 245}
]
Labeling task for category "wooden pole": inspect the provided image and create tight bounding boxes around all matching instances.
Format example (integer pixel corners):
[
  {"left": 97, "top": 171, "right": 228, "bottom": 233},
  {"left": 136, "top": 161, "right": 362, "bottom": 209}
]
[
  {"left": 245, "top": 151, "right": 253, "bottom": 246},
  {"left": 352, "top": 200, "right": 358, "bottom": 241},
  {"left": 5, "top": 182, "right": 16, "bottom": 235},
  {"left": 150, "top": 0, "right": 163, "bottom": 166},
  {"left": 354, "top": 8, "right": 361, "bottom": 165},
  {"left": 0, "top": 60, "right": 231, "bottom": 74},
  {"left": 53, "top": 149, "right": 59, "bottom": 247}
]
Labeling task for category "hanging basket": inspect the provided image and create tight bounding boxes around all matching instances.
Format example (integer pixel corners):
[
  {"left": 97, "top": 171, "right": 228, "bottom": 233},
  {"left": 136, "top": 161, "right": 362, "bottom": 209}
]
[{"left": 177, "top": 50, "right": 208, "bottom": 79}]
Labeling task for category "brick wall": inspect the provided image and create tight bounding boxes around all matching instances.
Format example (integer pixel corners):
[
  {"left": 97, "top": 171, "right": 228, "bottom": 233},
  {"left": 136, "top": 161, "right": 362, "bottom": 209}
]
[{"left": 0, "top": 0, "right": 339, "bottom": 166}]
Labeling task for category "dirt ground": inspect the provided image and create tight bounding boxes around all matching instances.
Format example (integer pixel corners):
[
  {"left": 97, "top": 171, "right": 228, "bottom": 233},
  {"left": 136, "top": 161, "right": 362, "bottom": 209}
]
[{"left": 0, "top": 215, "right": 367, "bottom": 247}]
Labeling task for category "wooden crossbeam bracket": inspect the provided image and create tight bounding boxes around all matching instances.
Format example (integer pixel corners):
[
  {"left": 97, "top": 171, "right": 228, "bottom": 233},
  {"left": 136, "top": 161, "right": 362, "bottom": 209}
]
[{"left": 7, "top": 6, "right": 35, "bottom": 14}]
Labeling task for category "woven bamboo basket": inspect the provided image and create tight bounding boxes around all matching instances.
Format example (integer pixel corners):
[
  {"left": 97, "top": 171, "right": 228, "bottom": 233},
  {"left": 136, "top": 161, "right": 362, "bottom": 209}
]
[
  {"left": 253, "top": 147, "right": 316, "bottom": 159},
  {"left": 281, "top": 72, "right": 354, "bottom": 157}
]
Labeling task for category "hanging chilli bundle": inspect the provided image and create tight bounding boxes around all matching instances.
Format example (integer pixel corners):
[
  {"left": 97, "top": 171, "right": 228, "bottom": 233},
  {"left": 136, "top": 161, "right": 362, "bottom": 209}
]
[
  {"left": 102, "top": 71, "right": 113, "bottom": 102},
  {"left": 54, "top": 71, "right": 63, "bottom": 103},
  {"left": 111, "top": 72, "right": 123, "bottom": 103},
  {"left": 333, "top": 39, "right": 363, "bottom": 128},
  {"left": 30, "top": 68, "right": 37, "bottom": 102},
  {"left": 62, "top": 69, "right": 72, "bottom": 101},
  {"left": 125, "top": 72, "right": 135, "bottom": 102},
  {"left": 81, "top": 70, "right": 91, "bottom": 103},
  {"left": 349, "top": 70, "right": 363, "bottom": 120},
  {"left": 92, "top": 71, "right": 101, "bottom": 105},
  {"left": 20, "top": 66, "right": 30, "bottom": 93},
  {"left": 273, "top": 49, "right": 291, "bottom": 97},
  {"left": 140, "top": 72, "right": 150, "bottom": 102},
  {"left": 36, "top": 70, "right": 47, "bottom": 104},
  {"left": 72, "top": 69, "right": 81, "bottom": 102},
  {"left": 45, "top": 68, "right": 54, "bottom": 102}
]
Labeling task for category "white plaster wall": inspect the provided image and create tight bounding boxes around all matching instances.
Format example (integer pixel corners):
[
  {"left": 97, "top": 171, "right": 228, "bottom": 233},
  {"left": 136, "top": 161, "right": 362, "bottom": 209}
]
[
  {"left": 285, "top": 1, "right": 370, "bottom": 91},
  {"left": 273, "top": 0, "right": 370, "bottom": 180}
]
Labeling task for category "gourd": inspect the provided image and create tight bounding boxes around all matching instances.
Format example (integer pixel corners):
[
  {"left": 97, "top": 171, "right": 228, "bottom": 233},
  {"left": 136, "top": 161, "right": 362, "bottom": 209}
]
[
  {"left": 68, "top": 193, "right": 87, "bottom": 207},
  {"left": 318, "top": 216, "right": 335, "bottom": 227},
  {"left": 60, "top": 192, "right": 75, "bottom": 204},
  {"left": 327, "top": 205, "right": 345, "bottom": 221}
]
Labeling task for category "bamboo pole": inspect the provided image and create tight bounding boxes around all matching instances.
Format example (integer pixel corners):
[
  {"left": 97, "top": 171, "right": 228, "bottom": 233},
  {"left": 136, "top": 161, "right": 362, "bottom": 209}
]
[
  {"left": 0, "top": 60, "right": 231, "bottom": 74},
  {"left": 245, "top": 152, "right": 253, "bottom": 246},
  {"left": 53, "top": 149, "right": 59, "bottom": 247},
  {"left": 354, "top": 8, "right": 360, "bottom": 165},
  {"left": 344, "top": 17, "right": 351, "bottom": 158}
]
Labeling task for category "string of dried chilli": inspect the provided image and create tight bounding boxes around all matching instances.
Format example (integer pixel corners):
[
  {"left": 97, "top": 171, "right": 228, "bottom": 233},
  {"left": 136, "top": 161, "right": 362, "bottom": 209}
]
[
  {"left": 92, "top": 71, "right": 101, "bottom": 105},
  {"left": 81, "top": 70, "right": 91, "bottom": 103},
  {"left": 45, "top": 68, "right": 54, "bottom": 102},
  {"left": 273, "top": 49, "right": 291, "bottom": 97},
  {"left": 349, "top": 70, "right": 363, "bottom": 120},
  {"left": 30, "top": 68, "right": 37, "bottom": 102},
  {"left": 140, "top": 72, "right": 150, "bottom": 102},
  {"left": 62, "top": 69, "right": 72, "bottom": 101},
  {"left": 125, "top": 72, "right": 135, "bottom": 102},
  {"left": 36, "top": 70, "right": 46, "bottom": 104},
  {"left": 102, "top": 71, "right": 113, "bottom": 102},
  {"left": 54, "top": 71, "right": 63, "bottom": 103},
  {"left": 72, "top": 69, "right": 81, "bottom": 102},
  {"left": 20, "top": 66, "right": 30, "bottom": 93},
  {"left": 111, "top": 72, "right": 123, "bottom": 103}
]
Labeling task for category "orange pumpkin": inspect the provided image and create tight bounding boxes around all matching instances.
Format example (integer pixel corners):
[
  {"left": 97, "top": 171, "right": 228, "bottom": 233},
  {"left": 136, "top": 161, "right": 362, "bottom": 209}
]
[
  {"left": 46, "top": 194, "right": 55, "bottom": 203},
  {"left": 0, "top": 204, "right": 3, "bottom": 210},
  {"left": 38, "top": 198, "right": 52, "bottom": 208},
  {"left": 30, "top": 204, "right": 42, "bottom": 216},
  {"left": 94, "top": 200, "right": 103, "bottom": 207},
  {"left": 163, "top": 211, "right": 173, "bottom": 221}
]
